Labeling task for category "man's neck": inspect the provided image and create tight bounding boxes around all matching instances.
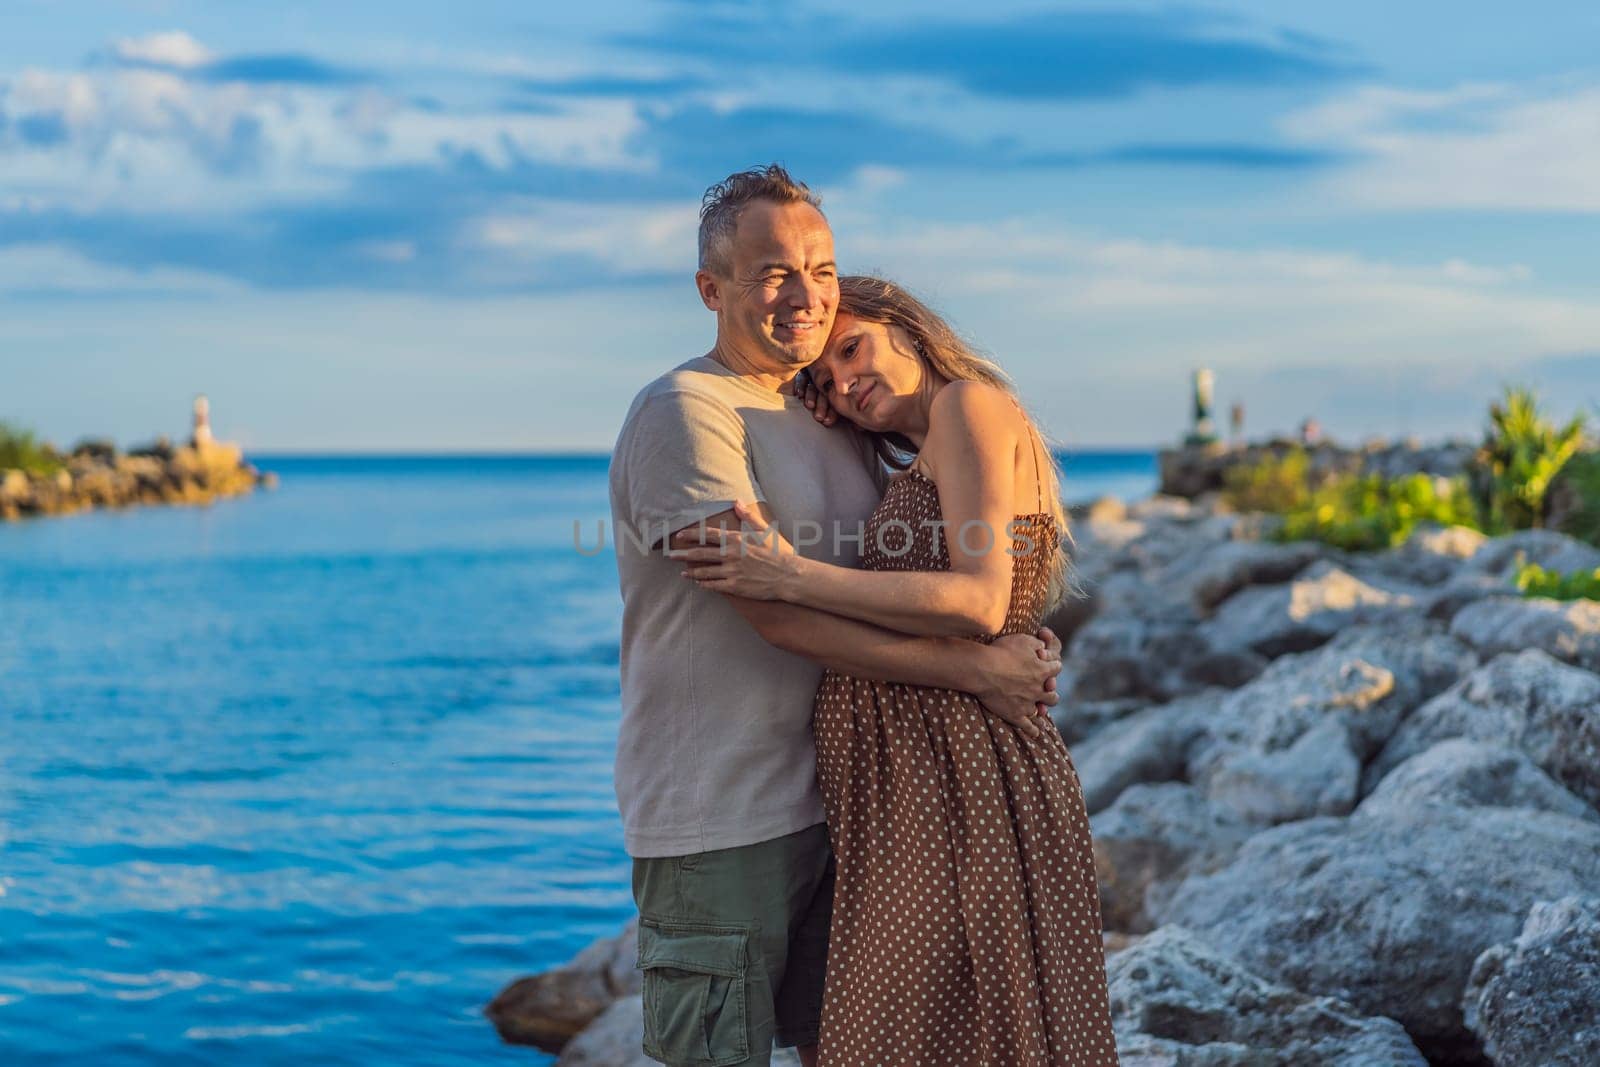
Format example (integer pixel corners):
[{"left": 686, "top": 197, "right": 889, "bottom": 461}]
[{"left": 707, "top": 339, "right": 791, "bottom": 393}]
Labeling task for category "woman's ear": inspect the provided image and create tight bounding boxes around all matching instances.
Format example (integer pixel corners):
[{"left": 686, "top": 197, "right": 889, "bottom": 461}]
[{"left": 889, "top": 323, "right": 922, "bottom": 361}]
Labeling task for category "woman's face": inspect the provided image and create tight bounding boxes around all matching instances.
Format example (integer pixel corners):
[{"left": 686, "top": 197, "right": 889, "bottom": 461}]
[{"left": 810, "top": 314, "right": 924, "bottom": 432}]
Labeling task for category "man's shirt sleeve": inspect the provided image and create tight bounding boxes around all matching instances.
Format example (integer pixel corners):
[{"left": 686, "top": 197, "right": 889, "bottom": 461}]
[{"left": 618, "top": 388, "right": 764, "bottom": 545}]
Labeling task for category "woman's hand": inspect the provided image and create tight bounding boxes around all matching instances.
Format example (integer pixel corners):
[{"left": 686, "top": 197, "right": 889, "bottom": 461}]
[
  {"left": 668, "top": 500, "right": 806, "bottom": 600},
  {"left": 789, "top": 368, "right": 841, "bottom": 427},
  {"left": 971, "top": 626, "right": 1063, "bottom": 739}
]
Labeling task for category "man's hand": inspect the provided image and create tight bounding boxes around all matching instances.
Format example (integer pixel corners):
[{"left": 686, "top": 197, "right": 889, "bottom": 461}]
[
  {"left": 788, "top": 368, "right": 841, "bottom": 427},
  {"left": 972, "top": 626, "right": 1064, "bottom": 740}
]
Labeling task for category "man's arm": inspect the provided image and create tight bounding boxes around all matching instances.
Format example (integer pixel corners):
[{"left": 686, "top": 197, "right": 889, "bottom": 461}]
[{"left": 730, "top": 596, "right": 1059, "bottom": 738}]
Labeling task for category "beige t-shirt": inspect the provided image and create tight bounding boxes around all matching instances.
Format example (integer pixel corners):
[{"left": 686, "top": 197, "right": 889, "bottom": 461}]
[{"left": 609, "top": 355, "right": 885, "bottom": 857}]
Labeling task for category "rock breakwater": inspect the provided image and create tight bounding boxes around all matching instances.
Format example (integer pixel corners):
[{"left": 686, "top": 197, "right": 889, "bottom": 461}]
[
  {"left": 1158, "top": 436, "right": 1477, "bottom": 499},
  {"left": 0, "top": 437, "right": 274, "bottom": 521}
]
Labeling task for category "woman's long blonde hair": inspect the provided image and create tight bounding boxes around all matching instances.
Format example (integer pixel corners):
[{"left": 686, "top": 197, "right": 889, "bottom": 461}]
[{"left": 834, "top": 274, "right": 1081, "bottom": 606}]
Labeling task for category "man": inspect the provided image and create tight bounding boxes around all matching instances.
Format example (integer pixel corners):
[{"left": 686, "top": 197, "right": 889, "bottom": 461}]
[{"left": 608, "top": 164, "right": 1062, "bottom": 1067}]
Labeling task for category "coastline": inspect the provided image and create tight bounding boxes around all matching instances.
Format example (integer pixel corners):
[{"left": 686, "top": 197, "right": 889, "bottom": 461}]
[
  {"left": 493, "top": 440, "right": 1600, "bottom": 1064},
  {"left": 6, "top": 430, "right": 1593, "bottom": 1062},
  {"left": 0, "top": 438, "right": 275, "bottom": 522}
]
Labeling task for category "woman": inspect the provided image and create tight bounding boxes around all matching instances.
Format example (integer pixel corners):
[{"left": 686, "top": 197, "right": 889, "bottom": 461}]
[{"left": 671, "top": 275, "right": 1120, "bottom": 1066}]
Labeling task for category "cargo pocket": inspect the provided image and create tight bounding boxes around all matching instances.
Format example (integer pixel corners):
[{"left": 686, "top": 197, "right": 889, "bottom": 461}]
[{"left": 637, "top": 918, "right": 751, "bottom": 1066}]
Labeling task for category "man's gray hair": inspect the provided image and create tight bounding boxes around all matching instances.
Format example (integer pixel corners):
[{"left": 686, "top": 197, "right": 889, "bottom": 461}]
[{"left": 698, "top": 164, "right": 823, "bottom": 277}]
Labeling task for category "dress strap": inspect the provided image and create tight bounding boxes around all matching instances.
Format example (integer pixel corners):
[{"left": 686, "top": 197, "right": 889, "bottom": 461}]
[
  {"left": 1031, "top": 426, "right": 1046, "bottom": 513},
  {"left": 1010, "top": 397, "right": 1045, "bottom": 513}
]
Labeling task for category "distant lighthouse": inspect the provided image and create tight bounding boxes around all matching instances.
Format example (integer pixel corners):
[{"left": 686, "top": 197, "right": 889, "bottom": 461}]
[
  {"left": 192, "top": 394, "right": 214, "bottom": 449},
  {"left": 1184, "top": 368, "right": 1218, "bottom": 446}
]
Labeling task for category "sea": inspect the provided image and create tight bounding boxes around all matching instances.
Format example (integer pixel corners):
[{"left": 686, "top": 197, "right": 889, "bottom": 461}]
[{"left": 0, "top": 450, "right": 1157, "bottom": 1065}]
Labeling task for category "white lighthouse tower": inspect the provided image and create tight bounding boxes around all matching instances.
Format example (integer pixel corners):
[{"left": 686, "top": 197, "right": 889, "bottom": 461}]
[{"left": 192, "top": 393, "right": 215, "bottom": 449}]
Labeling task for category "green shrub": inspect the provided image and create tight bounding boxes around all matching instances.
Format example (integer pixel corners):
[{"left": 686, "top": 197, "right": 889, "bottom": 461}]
[
  {"left": 1221, "top": 446, "right": 1313, "bottom": 513},
  {"left": 0, "top": 420, "right": 63, "bottom": 476},
  {"left": 1222, "top": 445, "right": 1481, "bottom": 551},
  {"left": 1469, "top": 385, "right": 1589, "bottom": 533},
  {"left": 1548, "top": 451, "right": 1600, "bottom": 547},
  {"left": 1513, "top": 558, "right": 1600, "bottom": 602},
  {"left": 1273, "top": 471, "right": 1479, "bottom": 552}
]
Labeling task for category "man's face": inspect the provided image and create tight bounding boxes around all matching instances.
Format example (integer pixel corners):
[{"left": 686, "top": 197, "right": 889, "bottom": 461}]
[{"left": 704, "top": 200, "right": 837, "bottom": 370}]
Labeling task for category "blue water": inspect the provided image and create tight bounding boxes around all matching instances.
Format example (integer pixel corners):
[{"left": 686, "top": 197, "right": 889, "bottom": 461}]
[{"left": 0, "top": 451, "right": 1155, "bottom": 1065}]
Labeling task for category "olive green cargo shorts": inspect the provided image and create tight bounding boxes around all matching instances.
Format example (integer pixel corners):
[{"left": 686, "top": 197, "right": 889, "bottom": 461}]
[{"left": 632, "top": 822, "right": 835, "bottom": 1066}]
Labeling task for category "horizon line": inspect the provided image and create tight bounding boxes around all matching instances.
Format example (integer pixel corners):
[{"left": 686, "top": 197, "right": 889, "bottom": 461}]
[{"left": 245, "top": 445, "right": 1171, "bottom": 458}]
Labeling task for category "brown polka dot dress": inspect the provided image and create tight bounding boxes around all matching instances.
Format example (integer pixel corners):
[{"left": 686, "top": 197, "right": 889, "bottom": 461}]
[{"left": 811, "top": 466, "right": 1120, "bottom": 1066}]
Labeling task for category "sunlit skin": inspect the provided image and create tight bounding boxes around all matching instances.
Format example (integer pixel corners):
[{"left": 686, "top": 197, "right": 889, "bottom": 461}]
[
  {"left": 694, "top": 200, "right": 838, "bottom": 391},
  {"left": 671, "top": 305, "right": 1053, "bottom": 642},
  {"left": 807, "top": 313, "right": 947, "bottom": 445}
]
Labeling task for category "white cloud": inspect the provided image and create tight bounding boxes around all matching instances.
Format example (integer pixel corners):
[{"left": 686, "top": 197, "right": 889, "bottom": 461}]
[
  {"left": 818, "top": 217, "right": 1600, "bottom": 446},
  {"left": 3, "top": 225, "right": 1590, "bottom": 449},
  {"left": 0, "top": 241, "right": 243, "bottom": 295},
  {"left": 0, "top": 38, "right": 648, "bottom": 215},
  {"left": 841, "top": 218, "right": 1600, "bottom": 376},
  {"left": 339, "top": 40, "right": 617, "bottom": 82},
  {"left": 460, "top": 200, "right": 698, "bottom": 277},
  {"left": 112, "top": 31, "right": 215, "bottom": 70},
  {"left": 456, "top": 166, "right": 914, "bottom": 284},
  {"left": 824, "top": 164, "right": 908, "bottom": 200},
  {"left": 373, "top": 98, "right": 644, "bottom": 171},
  {"left": 1283, "top": 80, "right": 1600, "bottom": 213}
]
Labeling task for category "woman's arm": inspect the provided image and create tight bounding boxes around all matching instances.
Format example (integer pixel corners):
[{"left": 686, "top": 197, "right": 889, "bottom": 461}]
[
  {"left": 672, "top": 381, "right": 1028, "bottom": 636},
  {"left": 667, "top": 505, "right": 1062, "bottom": 737}
]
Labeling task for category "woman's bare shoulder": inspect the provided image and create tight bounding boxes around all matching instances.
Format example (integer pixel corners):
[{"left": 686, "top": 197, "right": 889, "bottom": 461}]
[
  {"left": 922, "top": 381, "right": 1025, "bottom": 489},
  {"left": 930, "top": 379, "right": 1016, "bottom": 423},
  {"left": 929, "top": 380, "right": 1023, "bottom": 442}
]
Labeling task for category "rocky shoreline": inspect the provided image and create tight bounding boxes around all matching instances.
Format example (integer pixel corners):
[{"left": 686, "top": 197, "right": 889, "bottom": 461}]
[
  {"left": 489, "top": 480, "right": 1599, "bottom": 1066},
  {"left": 1156, "top": 435, "right": 1478, "bottom": 499},
  {"left": 0, "top": 436, "right": 275, "bottom": 522},
  {"left": 1050, "top": 489, "right": 1598, "bottom": 1065}
]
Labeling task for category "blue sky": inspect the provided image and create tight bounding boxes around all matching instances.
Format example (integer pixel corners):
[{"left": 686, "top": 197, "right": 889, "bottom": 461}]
[{"left": 3, "top": 0, "right": 1598, "bottom": 452}]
